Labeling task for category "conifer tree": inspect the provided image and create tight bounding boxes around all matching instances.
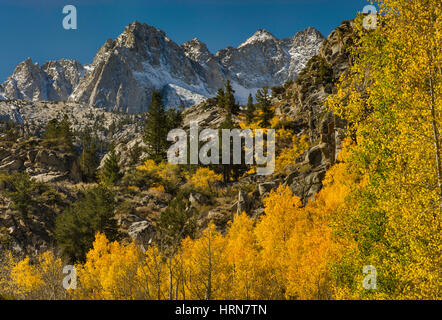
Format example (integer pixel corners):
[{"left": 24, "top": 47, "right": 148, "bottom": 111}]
[
  {"left": 245, "top": 93, "right": 255, "bottom": 124},
  {"left": 55, "top": 185, "right": 119, "bottom": 262},
  {"left": 166, "top": 108, "right": 182, "bottom": 130},
  {"left": 224, "top": 80, "right": 239, "bottom": 115},
  {"left": 218, "top": 113, "right": 235, "bottom": 183},
  {"left": 157, "top": 193, "right": 197, "bottom": 249},
  {"left": 43, "top": 115, "right": 74, "bottom": 150},
  {"left": 79, "top": 131, "right": 99, "bottom": 182},
  {"left": 43, "top": 119, "right": 60, "bottom": 140},
  {"left": 216, "top": 88, "right": 225, "bottom": 108},
  {"left": 143, "top": 91, "right": 169, "bottom": 162},
  {"left": 59, "top": 114, "right": 74, "bottom": 150},
  {"left": 100, "top": 145, "right": 122, "bottom": 186},
  {"left": 255, "top": 87, "right": 273, "bottom": 127}
]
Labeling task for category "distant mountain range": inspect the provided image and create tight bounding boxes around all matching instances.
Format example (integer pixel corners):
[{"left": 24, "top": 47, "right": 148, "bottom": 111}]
[{"left": 0, "top": 21, "right": 324, "bottom": 113}]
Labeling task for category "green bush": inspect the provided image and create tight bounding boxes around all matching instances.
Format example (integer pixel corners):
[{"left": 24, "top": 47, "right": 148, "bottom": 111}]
[
  {"left": 0, "top": 172, "right": 55, "bottom": 219},
  {"left": 55, "top": 185, "right": 120, "bottom": 262},
  {"left": 156, "top": 192, "right": 198, "bottom": 248},
  {"left": 121, "top": 168, "right": 158, "bottom": 190}
]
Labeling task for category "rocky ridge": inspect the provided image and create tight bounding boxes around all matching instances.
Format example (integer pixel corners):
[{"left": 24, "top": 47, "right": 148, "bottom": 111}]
[{"left": 0, "top": 59, "right": 85, "bottom": 102}]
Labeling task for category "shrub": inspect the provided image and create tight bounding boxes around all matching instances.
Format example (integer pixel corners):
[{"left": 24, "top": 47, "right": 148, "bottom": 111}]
[
  {"left": 137, "top": 160, "right": 182, "bottom": 193},
  {"left": 186, "top": 167, "right": 223, "bottom": 195},
  {"left": 55, "top": 185, "right": 120, "bottom": 262}
]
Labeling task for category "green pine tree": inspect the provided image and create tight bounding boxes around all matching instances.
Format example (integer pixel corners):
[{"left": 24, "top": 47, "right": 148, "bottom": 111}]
[
  {"left": 79, "top": 131, "right": 100, "bottom": 182},
  {"left": 55, "top": 185, "right": 119, "bottom": 262},
  {"left": 217, "top": 113, "right": 247, "bottom": 183},
  {"left": 216, "top": 88, "right": 225, "bottom": 108},
  {"left": 166, "top": 108, "right": 182, "bottom": 129},
  {"left": 224, "top": 80, "right": 239, "bottom": 114},
  {"left": 256, "top": 87, "right": 274, "bottom": 128},
  {"left": 43, "top": 118, "right": 60, "bottom": 140},
  {"left": 143, "top": 91, "right": 169, "bottom": 162},
  {"left": 59, "top": 114, "right": 74, "bottom": 150},
  {"left": 43, "top": 115, "right": 74, "bottom": 151},
  {"left": 157, "top": 192, "right": 197, "bottom": 248},
  {"left": 218, "top": 113, "right": 235, "bottom": 183},
  {"left": 100, "top": 145, "right": 122, "bottom": 186},
  {"left": 245, "top": 93, "right": 255, "bottom": 124}
]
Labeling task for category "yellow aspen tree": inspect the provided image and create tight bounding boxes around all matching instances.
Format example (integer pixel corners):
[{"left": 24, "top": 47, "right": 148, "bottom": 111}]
[
  {"left": 10, "top": 257, "right": 43, "bottom": 299},
  {"left": 0, "top": 252, "right": 17, "bottom": 299},
  {"left": 139, "top": 245, "right": 168, "bottom": 300},
  {"left": 75, "top": 233, "right": 144, "bottom": 300},
  {"left": 328, "top": 0, "right": 442, "bottom": 299},
  {"left": 180, "top": 223, "right": 231, "bottom": 299},
  {"left": 284, "top": 144, "right": 358, "bottom": 300},
  {"left": 254, "top": 185, "right": 303, "bottom": 299},
  {"left": 225, "top": 212, "right": 260, "bottom": 299}
]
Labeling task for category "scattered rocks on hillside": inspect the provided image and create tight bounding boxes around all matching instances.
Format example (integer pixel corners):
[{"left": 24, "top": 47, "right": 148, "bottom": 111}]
[{"left": 0, "top": 138, "right": 76, "bottom": 182}]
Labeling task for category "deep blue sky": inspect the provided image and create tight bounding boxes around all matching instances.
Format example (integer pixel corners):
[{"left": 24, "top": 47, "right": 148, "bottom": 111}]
[{"left": 0, "top": 0, "right": 369, "bottom": 82}]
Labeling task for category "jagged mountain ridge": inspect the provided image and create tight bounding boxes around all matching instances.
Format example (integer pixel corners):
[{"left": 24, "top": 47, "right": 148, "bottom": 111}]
[
  {"left": 0, "top": 58, "right": 85, "bottom": 102},
  {"left": 0, "top": 21, "right": 324, "bottom": 113}
]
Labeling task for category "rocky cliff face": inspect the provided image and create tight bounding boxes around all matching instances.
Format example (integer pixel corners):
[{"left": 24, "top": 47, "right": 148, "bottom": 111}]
[
  {"left": 69, "top": 22, "right": 211, "bottom": 113},
  {"left": 0, "top": 58, "right": 85, "bottom": 102},
  {"left": 268, "top": 20, "right": 354, "bottom": 203},
  {"left": 1, "top": 21, "right": 324, "bottom": 113}
]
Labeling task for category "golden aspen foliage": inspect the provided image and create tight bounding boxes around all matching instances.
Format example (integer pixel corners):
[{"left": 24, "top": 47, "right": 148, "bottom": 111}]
[
  {"left": 327, "top": 0, "right": 442, "bottom": 299},
  {"left": 225, "top": 212, "right": 261, "bottom": 299},
  {"left": 10, "top": 257, "right": 43, "bottom": 298},
  {"left": 275, "top": 134, "right": 309, "bottom": 173},
  {"left": 2, "top": 251, "right": 65, "bottom": 300},
  {"left": 254, "top": 185, "right": 303, "bottom": 299},
  {"left": 186, "top": 167, "right": 223, "bottom": 194},
  {"left": 137, "top": 245, "right": 169, "bottom": 300},
  {"left": 180, "top": 223, "right": 231, "bottom": 299},
  {"left": 0, "top": 252, "right": 15, "bottom": 298},
  {"left": 137, "top": 159, "right": 181, "bottom": 189},
  {"left": 75, "top": 233, "right": 145, "bottom": 300},
  {"left": 291, "top": 140, "right": 360, "bottom": 300}
]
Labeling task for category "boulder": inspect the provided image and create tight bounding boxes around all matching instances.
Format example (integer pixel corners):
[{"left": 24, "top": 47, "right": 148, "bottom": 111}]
[
  {"left": 0, "top": 158, "right": 24, "bottom": 171},
  {"left": 128, "top": 220, "right": 155, "bottom": 245},
  {"left": 27, "top": 150, "right": 38, "bottom": 163},
  {"left": 32, "top": 172, "right": 68, "bottom": 183},
  {"left": 237, "top": 190, "right": 251, "bottom": 215},
  {"left": 307, "top": 145, "right": 324, "bottom": 167},
  {"left": 207, "top": 209, "right": 230, "bottom": 227},
  {"left": 258, "top": 182, "right": 276, "bottom": 197},
  {"left": 0, "top": 148, "right": 10, "bottom": 161},
  {"left": 189, "top": 192, "right": 210, "bottom": 207},
  {"left": 35, "top": 150, "right": 69, "bottom": 171}
]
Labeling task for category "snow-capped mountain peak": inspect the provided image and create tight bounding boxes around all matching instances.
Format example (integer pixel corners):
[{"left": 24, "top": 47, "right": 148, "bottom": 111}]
[
  {"left": 238, "top": 29, "right": 277, "bottom": 48},
  {"left": 0, "top": 58, "right": 85, "bottom": 102},
  {"left": 181, "top": 38, "right": 213, "bottom": 65}
]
